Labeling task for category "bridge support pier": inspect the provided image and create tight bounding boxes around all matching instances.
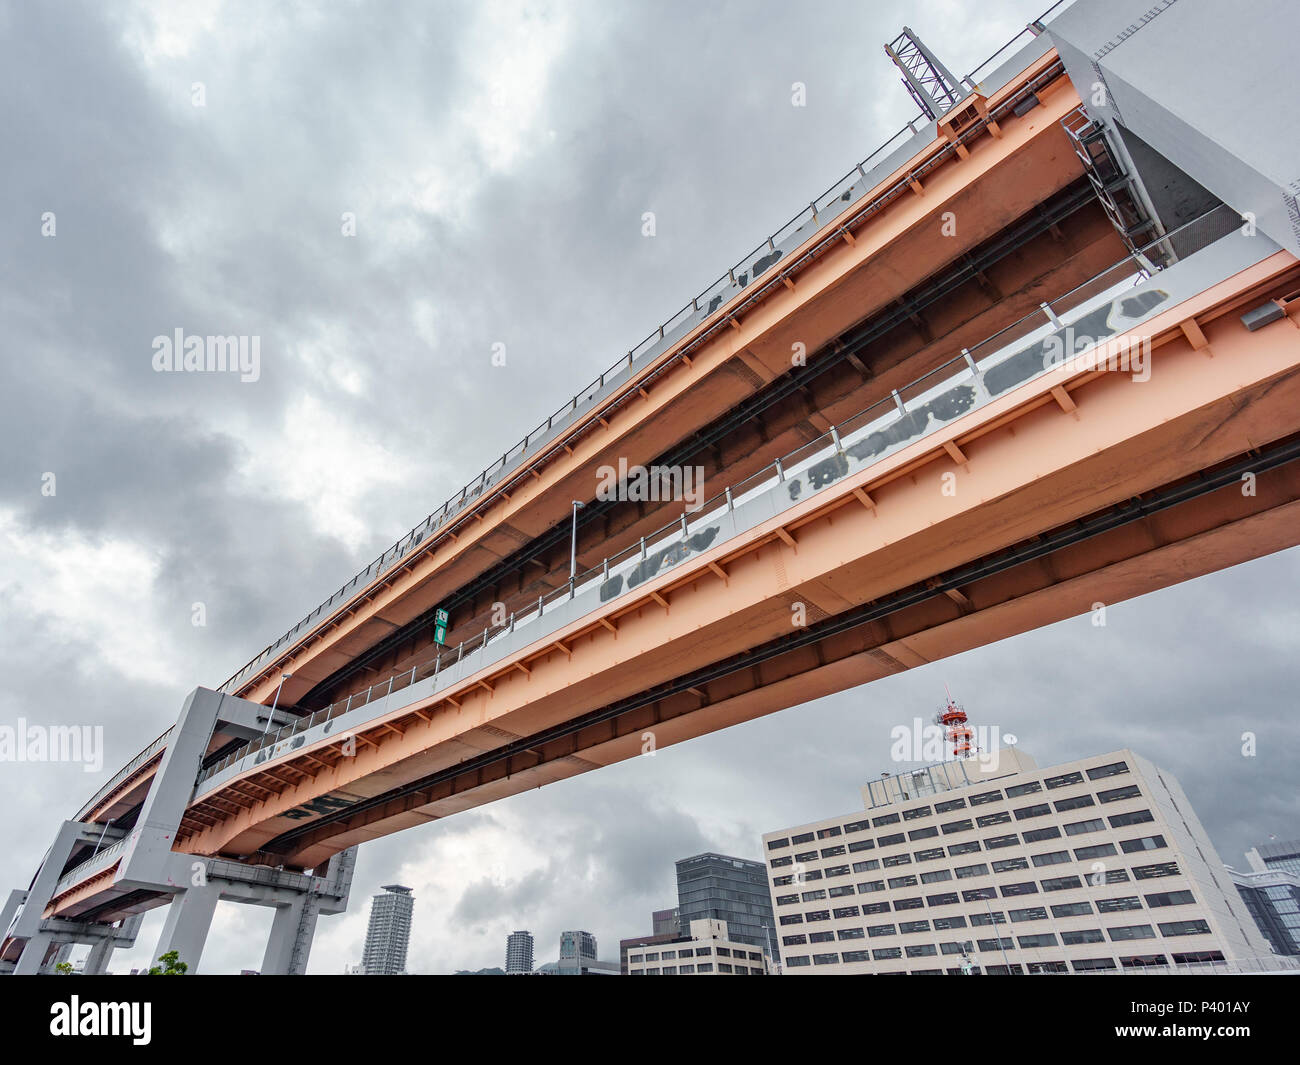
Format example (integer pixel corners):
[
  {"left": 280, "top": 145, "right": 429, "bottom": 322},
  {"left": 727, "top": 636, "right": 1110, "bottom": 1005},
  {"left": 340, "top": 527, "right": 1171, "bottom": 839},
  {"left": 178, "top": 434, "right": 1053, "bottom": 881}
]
[
  {"left": 261, "top": 896, "right": 309, "bottom": 975},
  {"left": 154, "top": 885, "right": 220, "bottom": 973}
]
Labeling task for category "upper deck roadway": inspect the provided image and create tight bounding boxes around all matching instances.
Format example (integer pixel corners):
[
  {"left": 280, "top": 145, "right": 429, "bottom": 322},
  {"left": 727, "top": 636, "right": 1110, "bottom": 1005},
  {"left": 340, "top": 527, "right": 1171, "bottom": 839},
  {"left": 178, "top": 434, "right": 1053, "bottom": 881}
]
[{"left": 9, "top": 0, "right": 1300, "bottom": 967}]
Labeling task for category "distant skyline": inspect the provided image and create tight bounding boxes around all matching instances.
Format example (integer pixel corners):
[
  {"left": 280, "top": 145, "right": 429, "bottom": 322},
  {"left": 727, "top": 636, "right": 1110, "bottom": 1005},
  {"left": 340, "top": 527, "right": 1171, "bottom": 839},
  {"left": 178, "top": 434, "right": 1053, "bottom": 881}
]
[{"left": 2, "top": 0, "right": 1296, "bottom": 974}]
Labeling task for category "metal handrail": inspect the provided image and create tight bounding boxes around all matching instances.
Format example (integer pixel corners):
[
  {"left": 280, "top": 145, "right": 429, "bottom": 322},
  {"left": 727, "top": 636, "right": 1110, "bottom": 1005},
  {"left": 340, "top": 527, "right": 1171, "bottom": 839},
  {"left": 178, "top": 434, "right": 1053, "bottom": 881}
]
[
  {"left": 213, "top": 6, "right": 1076, "bottom": 699},
  {"left": 194, "top": 204, "right": 1239, "bottom": 790}
]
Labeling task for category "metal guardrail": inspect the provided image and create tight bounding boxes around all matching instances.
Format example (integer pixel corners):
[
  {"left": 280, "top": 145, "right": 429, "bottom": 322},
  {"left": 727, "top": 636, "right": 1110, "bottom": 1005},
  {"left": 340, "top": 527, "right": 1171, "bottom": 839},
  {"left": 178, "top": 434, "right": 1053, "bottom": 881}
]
[
  {"left": 52, "top": 837, "right": 129, "bottom": 898},
  {"left": 213, "top": 2, "right": 1072, "bottom": 699},
  {"left": 194, "top": 204, "right": 1241, "bottom": 791},
  {"left": 74, "top": 725, "right": 173, "bottom": 822}
]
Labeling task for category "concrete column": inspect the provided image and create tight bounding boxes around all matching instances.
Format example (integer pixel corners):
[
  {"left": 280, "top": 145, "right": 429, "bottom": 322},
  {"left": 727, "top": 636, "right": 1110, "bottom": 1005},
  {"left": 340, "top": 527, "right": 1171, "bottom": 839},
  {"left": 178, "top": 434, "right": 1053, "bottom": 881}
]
[
  {"left": 83, "top": 935, "right": 115, "bottom": 975},
  {"left": 13, "top": 931, "right": 57, "bottom": 975},
  {"left": 261, "top": 896, "right": 309, "bottom": 975},
  {"left": 154, "top": 886, "right": 220, "bottom": 973}
]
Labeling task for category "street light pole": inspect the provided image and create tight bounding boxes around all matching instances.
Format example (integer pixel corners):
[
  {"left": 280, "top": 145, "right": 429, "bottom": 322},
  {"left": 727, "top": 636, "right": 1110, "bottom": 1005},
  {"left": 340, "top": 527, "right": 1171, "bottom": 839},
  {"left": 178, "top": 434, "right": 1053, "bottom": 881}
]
[
  {"left": 262, "top": 672, "right": 292, "bottom": 735},
  {"left": 569, "top": 500, "right": 584, "bottom": 595}
]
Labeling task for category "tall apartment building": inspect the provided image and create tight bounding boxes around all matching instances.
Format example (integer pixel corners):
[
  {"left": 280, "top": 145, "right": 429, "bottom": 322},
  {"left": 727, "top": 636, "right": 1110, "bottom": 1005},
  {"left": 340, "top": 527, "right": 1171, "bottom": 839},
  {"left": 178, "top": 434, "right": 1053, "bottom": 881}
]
[
  {"left": 762, "top": 748, "right": 1280, "bottom": 974},
  {"left": 553, "top": 930, "right": 619, "bottom": 975},
  {"left": 505, "top": 930, "right": 535, "bottom": 974},
  {"left": 359, "top": 884, "right": 414, "bottom": 975},
  {"left": 676, "top": 853, "right": 777, "bottom": 957},
  {"left": 627, "top": 919, "right": 768, "bottom": 976}
]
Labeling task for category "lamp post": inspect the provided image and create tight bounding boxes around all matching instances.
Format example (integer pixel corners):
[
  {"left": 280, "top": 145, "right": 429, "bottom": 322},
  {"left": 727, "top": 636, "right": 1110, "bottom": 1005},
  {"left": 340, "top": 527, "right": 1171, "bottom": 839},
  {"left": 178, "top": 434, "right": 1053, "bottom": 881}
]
[
  {"left": 262, "top": 672, "right": 292, "bottom": 735},
  {"left": 568, "top": 500, "right": 584, "bottom": 595}
]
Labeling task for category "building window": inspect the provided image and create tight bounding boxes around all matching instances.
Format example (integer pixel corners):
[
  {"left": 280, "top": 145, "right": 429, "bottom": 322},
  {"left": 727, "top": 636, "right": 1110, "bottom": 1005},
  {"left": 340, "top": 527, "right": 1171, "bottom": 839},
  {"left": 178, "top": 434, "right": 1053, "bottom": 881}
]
[
  {"left": 1009, "top": 906, "right": 1047, "bottom": 922},
  {"left": 970, "top": 912, "right": 1005, "bottom": 926},
  {"left": 785, "top": 956, "right": 810, "bottom": 967},
  {"left": 1061, "top": 929, "right": 1105, "bottom": 945},
  {"left": 867, "top": 924, "right": 896, "bottom": 938},
  {"left": 1065, "top": 818, "right": 1106, "bottom": 836},
  {"left": 678, "top": 964, "right": 695, "bottom": 973},
  {"left": 862, "top": 901, "right": 891, "bottom": 915},
  {"left": 899, "top": 919, "right": 930, "bottom": 933},
  {"left": 842, "top": 950, "right": 870, "bottom": 963},
  {"left": 1087, "top": 761, "right": 1129, "bottom": 780},
  {"left": 1144, "top": 890, "right": 1195, "bottom": 908},
  {"left": 1096, "top": 896, "right": 1143, "bottom": 913},
  {"left": 1070, "top": 957, "right": 1116, "bottom": 971},
  {"left": 887, "top": 874, "right": 918, "bottom": 889},
  {"left": 921, "top": 869, "right": 953, "bottom": 884},
  {"left": 836, "top": 927, "right": 865, "bottom": 940},
  {"left": 935, "top": 797, "right": 967, "bottom": 813},
  {"left": 794, "top": 850, "right": 818, "bottom": 862},
  {"left": 903, "top": 806, "right": 933, "bottom": 821},
  {"left": 1027, "top": 960, "right": 1069, "bottom": 973},
  {"left": 833, "top": 905, "right": 861, "bottom": 919},
  {"left": 805, "top": 910, "right": 831, "bottom": 922},
  {"left": 843, "top": 820, "right": 870, "bottom": 834},
  {"left": 1119, "top": 954, "right": 1167, "bottom": 969},
  {"left": 792, "top": 832, "right": 815, "bottom": 844},
  {"left": 1097, "top": 784, "right": 1141, "bottom": 804},
  {"left": 1045, "top": 771, "right": 1084, "bottom": 789},
  {"left": 775, "top": 894, "right": 799, "bottom": 905},
  {"left": 858, "top": 880, "right": 886, "bottom": 894},
  {"left": 999, "top": 882, "right": 1038, "bottom": 897},
  {"left": 767, "top": 837, "right": 790, "bottom": 850},
  {"left": 1016, "top": 933, "right": 1057, "bottom": 948},
  {"left": 1108, "top": 809, "right": 1155, "bottom": 828},
  {"left": 878, "top": 832, "right": 906, "bottom": 847},
  {"left": 852, "top": 859, "right": 881, "bottom": 874},
  {"left": 1119, "top": 835, "right": 1167, "bottom": 854},
  {"left": 1023, "top": 826, "right": 1062, "bottom": 843},
  {"left": 820, "top": 845, "right": 847, "bottom": 859},
  {"left": 926, "top": 892, "right": 959, "bottom": 907},
  {"left": 1051, "top": 901, "right": 1094, "bottom": 917},
  {"left": 1054, "top": 794, "right": 1096, "bottom": 812},
  {"left": 915, "top": 848, "right": 946, "bottom": 862},
  {"left": 992, "top": 857, "right": 1029, "bottom": 873},
  {"left": 905, "top": 944, "right": 938, "bottom": 957},
  {"left": 1074, "top": 843, "right": 1117, "bottom": 860},
  {"left": 1031, "top": 850, "right": 1071, "bottom": 867},
  {"left": 941, "top": 819, "right": 975, "bottom": 835},
  {"left": 968, "top": 790, "right": 1003, "bottom": 806},
  {"left": 801, "top": 890, "right": 827, "bottom": 902},
  {"left": 829, "top": 885, "right": 856, "bottom": 898},
  {"left": 933, "top": 915, "right": 968, "bottom": 930},
  {"left": 976, "top": 811, "right": 1012, "bottom": 828},
  {"left": 955, "top": 863, "right": 989, "bottom": 879},
  {"left": 1158, "top": 920, "right": 1211, "bottom": 937},
  {"left": 893, "top": 897, "right": 924, "bottom": 911},
  {"left": 782, "top": 934, "right": 806, "bottom": 946},
  {"left": 1005, "top": 782, "right": 1042, "bottom": 798},
  {"left": 948, "top": 841, "right": 982, "bottom": 856},
  {"left": 811, "top": 953, "right": 839, "bottom": 966},
  {"left": 908, "top": 826, "right": 940, "bottom": 841},
  {"left": 818, "top": 825, "right": 843, "bottom": 839},
  {"left": 1132, "top": 862, "right": 1180, "bottom": 880},
  {"left": 962, "top": 887, "right": 997, "bottom": 902},
  {"left": 1171, "top": 951, "right": 1223, "bottom": 965},
  {"left": 872, "top": 947, "right": 902, "bottom": 960},
  {"left": 1013, "top": 804, "right": 1051, "bottom": 821},
  {"left": 848, "top": 839, "right": 876, "bottom": 853},
  {"left": 770, "top": 856, "right": 793, "bottom": 868},
  {"left": 825, "top": 865, "right": 851, "bottom": 879},
  {"left": 984, "top": 835, "right": 1019, "bottom": 850},
  {"left": 977, "top": 937, "right": 1013, "bottom": 951},
  {"left": 1107, "top": 924, "right": 1156, "bottom": 941},
  {"left": 872, "top": 813, "right": 902, "bottom": 827},
  {"left": 883, "top": 854, "right": 913, "bottom": 868},
  {"left": 1040, "top": 876, "right": 1084, "bottom": 892},
  {"left": 773, "top": 875, "right": 793, "bottom": 887},
  {"left": 779, "top": 915, "right": 803, "bottom": 926},
  {"left": 807, "top": 932, "right": 834, "bottom": 944}
]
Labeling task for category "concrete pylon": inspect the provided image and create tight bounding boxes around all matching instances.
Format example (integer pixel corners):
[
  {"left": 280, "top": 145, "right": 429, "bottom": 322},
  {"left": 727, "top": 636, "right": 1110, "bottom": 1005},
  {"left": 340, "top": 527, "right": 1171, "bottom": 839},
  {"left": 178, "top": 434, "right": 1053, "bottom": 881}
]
[
  {"left": 154, "top": 886, "right": 220, "bottom": 973},
  {"left": 13, "top": 932, "right": 57, "bottom": 975},
  {"left": 261, "top": 896, "right": 309, "bottom": 975}
]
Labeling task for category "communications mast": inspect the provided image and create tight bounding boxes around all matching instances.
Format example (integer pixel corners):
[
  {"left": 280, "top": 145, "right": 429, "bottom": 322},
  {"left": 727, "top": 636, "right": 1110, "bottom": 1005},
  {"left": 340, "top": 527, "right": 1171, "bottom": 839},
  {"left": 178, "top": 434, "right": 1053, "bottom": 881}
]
[{"left": 935, "top": 688, "right": 976, "bottom": 759}]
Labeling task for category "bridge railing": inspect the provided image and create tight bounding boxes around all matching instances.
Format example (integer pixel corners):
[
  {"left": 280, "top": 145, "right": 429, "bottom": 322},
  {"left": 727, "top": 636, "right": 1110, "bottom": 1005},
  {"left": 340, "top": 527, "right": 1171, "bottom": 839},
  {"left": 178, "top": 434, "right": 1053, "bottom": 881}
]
[
  {"left": 212, "top": 8, "right": 1075, "bottom": 700},
  {"left": 193, "top": 205, "right": 1242, "bottom": 791},
  {"left": 73, "top": 724, "right": 174, "bottom": 823}
]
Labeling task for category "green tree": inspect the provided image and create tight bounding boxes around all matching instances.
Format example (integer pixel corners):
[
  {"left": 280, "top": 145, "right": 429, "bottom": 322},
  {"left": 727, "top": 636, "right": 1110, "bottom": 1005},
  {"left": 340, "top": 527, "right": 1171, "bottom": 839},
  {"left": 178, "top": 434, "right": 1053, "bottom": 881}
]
[
  {"left": 54, "top": 961, "right": 74, "bottom": 975},
  {"left": 146, "top": 950, "right": 188, "bottom": 975}
]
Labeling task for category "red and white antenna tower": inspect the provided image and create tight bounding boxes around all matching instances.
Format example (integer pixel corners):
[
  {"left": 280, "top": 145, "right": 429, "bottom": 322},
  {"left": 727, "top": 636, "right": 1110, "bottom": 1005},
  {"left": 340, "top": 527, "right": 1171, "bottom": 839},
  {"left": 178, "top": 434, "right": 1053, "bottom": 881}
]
[{"left": 934, "top": 685, "right": 975, "bottom": 759}]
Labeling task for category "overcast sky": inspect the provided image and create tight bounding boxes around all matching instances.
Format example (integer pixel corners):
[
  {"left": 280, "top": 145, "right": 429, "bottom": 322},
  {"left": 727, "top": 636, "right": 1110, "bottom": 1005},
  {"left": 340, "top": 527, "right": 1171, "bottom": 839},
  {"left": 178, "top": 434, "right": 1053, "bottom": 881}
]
[{"left": 2, "top": 0, "right": 1296, "bottom": 975}]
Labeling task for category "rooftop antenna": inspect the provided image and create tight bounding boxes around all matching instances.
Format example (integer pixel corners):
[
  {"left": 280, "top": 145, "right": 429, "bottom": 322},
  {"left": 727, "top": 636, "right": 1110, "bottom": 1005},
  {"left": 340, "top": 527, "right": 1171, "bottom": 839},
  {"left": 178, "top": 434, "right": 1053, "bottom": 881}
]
[
  {"left": 884, "top": 27, "right": 965, "bottom": 121},
  {"left": 935, "top": 687, "right": 976, "bottom": 759}
]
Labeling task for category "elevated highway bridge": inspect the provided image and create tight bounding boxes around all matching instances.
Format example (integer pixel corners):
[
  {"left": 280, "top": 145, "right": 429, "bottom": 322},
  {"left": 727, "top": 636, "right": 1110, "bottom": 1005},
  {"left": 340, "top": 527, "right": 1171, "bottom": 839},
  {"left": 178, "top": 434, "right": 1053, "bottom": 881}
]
[{"left": 7, "top": 0, "right": 1300, "bottom": 972}]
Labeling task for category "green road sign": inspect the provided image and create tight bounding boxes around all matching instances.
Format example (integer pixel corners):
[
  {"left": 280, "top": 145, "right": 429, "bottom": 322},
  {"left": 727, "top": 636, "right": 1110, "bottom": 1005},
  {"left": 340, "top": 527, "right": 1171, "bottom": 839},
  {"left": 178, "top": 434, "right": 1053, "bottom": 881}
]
[{"left": 434, "top": 608, "right": 449, "bottom": 625}]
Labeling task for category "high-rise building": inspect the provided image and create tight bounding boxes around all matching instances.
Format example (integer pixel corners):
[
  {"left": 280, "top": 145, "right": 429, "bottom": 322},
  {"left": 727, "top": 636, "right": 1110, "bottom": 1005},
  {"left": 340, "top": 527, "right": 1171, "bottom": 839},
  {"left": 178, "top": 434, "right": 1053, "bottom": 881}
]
[
  {"left": 652, "top": 907, "right": 679, "bottom": 935},
  {"left": 505, "top": 930, "right": 535, "bottom": 974},
  {"left": 627, "top": 919, "right": 768, "bottom": 976},
  {"left": 620, "top": 907, "right": 681, "bottom": 974},
  {"left": 762, "top": 748, "right": 1287, "bottom": 974},
  {"left": 1229, "top": 867, "right": 1300, "bottom": 957},
  {"left": 359, "top": 884, "right": 414, "bottom": 975},
  {"left": 552, "top": 930, "right": 619, "bottom": 975},
  {"left": 1244, "top": 838, "right": 1300, "bottom": 876},
  {"left": 676, "top": 853, "right": 777, "bottom": 957}
]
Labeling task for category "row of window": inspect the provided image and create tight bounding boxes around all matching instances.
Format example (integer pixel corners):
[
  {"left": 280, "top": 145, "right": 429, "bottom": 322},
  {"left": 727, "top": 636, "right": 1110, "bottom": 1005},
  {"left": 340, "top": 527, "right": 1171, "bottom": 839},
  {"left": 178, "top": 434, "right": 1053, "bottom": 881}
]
[
  {"left": 767, "top": 764, "right": 1134, "bottom": 852},
  {"left": 770, "top": 797, "right": 1150, "bottom": 877},
  {"left": 781, "top": 917, "right": 1210, "bottom": 950},
  {"left": 628, "top": 946, "right": 762, "bottom": 963},
  {"left": 778, "top": 890, "right": 1197, "bottom": 943},
  {"left": 631, "top": 963, "right": 764, "bottom": 975},
  {"left": 776, "top": 863, "right": 1184, "bottom": 923}
]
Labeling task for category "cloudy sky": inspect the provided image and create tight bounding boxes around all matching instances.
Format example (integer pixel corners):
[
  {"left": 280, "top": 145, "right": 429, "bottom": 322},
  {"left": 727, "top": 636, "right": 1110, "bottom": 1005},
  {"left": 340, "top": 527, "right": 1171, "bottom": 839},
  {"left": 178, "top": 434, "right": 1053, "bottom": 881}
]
[{"left": 2, "top": 0, "right": 1296, "bottom": 975}]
